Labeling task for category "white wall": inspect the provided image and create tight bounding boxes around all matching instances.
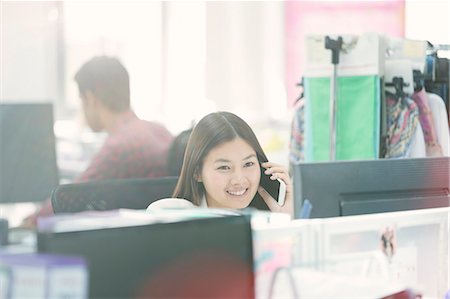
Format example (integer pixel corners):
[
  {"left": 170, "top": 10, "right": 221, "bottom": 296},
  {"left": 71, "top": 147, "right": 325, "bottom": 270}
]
[
  {"left": 1, "top": 1, "right": 288, "bottom": 132},
  {"left": 206, "top": 2, "right": 287, "bottom": 124},
  {"left": 63, "top": 1, "right": 163, "bottom": 123},
  {"left": 405, "top": 0, "right": 450, "bottom": 46},
  {"left": 1, "top": 1, "right": 61, "bottom": 105},
  {"left": 2, "top": 0, "right": 449, "bottom": 130}
]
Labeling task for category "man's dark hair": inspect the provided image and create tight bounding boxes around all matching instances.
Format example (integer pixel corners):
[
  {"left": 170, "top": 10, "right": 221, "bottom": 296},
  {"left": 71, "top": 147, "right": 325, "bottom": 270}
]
[{"left": 74, "top": 56, "right": 130, "bottom": 112}]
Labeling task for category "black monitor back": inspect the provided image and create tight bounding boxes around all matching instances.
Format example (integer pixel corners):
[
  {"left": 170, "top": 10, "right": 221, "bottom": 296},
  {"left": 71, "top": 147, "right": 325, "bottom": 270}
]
[
  {"left": 51, "top": 176, "right": 179, "bottom": 214},
  {"left": 293, "top": 157, "right": 450, "bottom": 218},
  {"left": 0, "top": 103, "right": 59, "bottom": 203},
  {"left": 37, "top": 215, "right": 255, "bottom": 298}
]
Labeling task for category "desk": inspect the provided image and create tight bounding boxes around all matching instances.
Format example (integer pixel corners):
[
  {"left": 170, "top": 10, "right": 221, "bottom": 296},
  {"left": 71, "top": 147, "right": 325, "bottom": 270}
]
[
  {"left": 269, "top": 268, "right": 416, "bottom": 298},
  {"left": 2, "top": 207, "right": 449, "bottom": 298},
  {"left": 253, "top": 207, "right": 450, "bottom": 298}
]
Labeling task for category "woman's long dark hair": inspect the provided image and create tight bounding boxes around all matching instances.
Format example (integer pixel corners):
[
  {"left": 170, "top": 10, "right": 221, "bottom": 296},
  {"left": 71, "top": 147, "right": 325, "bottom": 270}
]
[{"left": 172, "top": 112, "right": 269, "bottom": 207}]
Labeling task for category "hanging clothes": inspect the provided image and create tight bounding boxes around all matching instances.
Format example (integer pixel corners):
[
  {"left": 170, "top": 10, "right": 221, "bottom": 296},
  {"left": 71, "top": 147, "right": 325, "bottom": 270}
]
[
  {"left": 424, "top": 54, "right": 450, "bottom": 124},
  {"left": 289, "top": 98, "right": 305, "bottom": 164},
  {"left": 427, "top": 92, "right": 450, "bottom": 156},
  {"left": 407, "top": 122, "right": 426, "bottom": 158},
  {"left": 385, "top": 94, "right": 422, "bottom": 158},
  {"left": 411, "top": 88, "right": 443, "bottom": 156},
  {"left": 288, "top": 95, "right": 426, "bottom": 161},
  {"left": 291, "top": 84, "right": 427, "bottom": 161}
]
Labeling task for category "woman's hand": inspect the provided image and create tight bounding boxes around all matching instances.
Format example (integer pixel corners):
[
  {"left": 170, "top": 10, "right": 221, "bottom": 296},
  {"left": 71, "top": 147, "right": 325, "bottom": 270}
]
[{"left": 258, "top": 162, "right": 293, "bottom": 217}]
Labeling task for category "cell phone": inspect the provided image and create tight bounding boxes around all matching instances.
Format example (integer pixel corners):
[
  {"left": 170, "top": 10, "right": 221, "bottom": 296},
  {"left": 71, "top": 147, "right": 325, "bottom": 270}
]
[{"left": 260, "top": 165, "right": 286, "bottom": 206}]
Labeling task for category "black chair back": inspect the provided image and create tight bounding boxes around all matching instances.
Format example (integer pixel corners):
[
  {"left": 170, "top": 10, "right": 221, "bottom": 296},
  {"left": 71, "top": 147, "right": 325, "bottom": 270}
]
[{"left": 51, "top": 177, "right": 179, "bottom": 214}]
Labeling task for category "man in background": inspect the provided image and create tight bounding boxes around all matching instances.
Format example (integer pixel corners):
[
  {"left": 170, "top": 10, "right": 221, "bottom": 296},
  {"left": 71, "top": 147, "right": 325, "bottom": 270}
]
[{"left": 24, "top": 56, "right": 173, "bottom": 225}]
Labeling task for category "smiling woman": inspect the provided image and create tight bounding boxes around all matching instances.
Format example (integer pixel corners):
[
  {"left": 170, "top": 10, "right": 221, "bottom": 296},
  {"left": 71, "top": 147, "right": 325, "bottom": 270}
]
[
  {"left": 198, "top": 138, "right": 261, "bottom": 210},
  {"left": 153, "top": 111, "right": 293, "bottom": 216}
]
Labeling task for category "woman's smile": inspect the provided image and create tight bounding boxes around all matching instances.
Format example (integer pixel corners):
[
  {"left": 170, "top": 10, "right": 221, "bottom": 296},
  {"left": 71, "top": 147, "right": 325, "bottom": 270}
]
[{"left": 199, "top": 138, "right": 261, "bottom": 209}]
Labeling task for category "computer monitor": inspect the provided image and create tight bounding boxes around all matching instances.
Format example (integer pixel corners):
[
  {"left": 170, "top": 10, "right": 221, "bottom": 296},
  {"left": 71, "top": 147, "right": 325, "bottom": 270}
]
[
  {"left": 0, "top": 103, "right": 59, "bottom": 203},
  {"left": 292, "top": 157, "right": 450, "bottom": 219},
  {"left": 37, "top": 215, "right": 255, "bottom": 298}
]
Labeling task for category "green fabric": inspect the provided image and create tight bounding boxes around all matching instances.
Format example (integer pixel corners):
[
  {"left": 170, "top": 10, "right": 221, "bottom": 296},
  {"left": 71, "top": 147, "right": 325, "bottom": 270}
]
[{"left": 304, "top": 75, "right": 380, "bottom": 161}]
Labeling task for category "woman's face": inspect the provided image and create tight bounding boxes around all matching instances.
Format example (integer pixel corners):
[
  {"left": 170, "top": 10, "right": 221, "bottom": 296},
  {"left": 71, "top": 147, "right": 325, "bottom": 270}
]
[{"left": 198, "top": 138, "right": 261, "bottom": 209}]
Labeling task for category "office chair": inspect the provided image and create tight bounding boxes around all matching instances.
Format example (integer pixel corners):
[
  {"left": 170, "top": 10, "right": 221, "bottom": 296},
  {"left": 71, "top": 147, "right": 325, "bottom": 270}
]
[{"left": 51, "top": 177, "right": 179, "bottom": 214}]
